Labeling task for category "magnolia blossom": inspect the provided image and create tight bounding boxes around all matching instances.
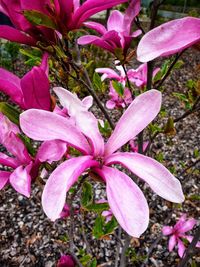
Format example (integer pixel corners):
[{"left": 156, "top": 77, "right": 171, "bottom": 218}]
[
  {"left": 128, "top": 63, "right": 160, "bottom": 88},
  {"left": 0, "top": 0, "right": 128, "bottom": 46},
  {"left": 57, "top": 254, "right": 75, "bottom": 267},
  {"left": 96, "top": 63, "right": 127, "bottom": 87},
  {"left": 137, "top": 17, "right": 200, "bottom": 62},
  {"left": 20, "top": 88, "right": 184, "bottom": 237},
  {"left": 0, "top": 53, "right": 51, "bottom": 110},
  {"left": 106, "top": 82, "right": 132, "bottom": 109},
  {"left": 78, "top": 0, "right": 141, "bottom": 57},
  {"left": 0, "top": 113, "right": 37, "bottom": 197},
  {"left": 162, "top": 214, "right": 200, "bottom": 257}
]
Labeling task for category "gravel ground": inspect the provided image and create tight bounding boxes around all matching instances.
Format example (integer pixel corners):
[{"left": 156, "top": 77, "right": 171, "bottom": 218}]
[{"left": 0, "top": 48, "right": 200, "bottom": 267}]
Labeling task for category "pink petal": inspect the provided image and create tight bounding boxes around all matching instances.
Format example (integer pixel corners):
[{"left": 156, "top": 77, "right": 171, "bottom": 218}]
[
  {"left": 3, "top": 132, "right": 31, "bottom": 165},
  {"left": 162, "top": 226, "right": 173, "bottom": 236},
  {"left": 21, "top": 66, "right": 51, "bottom": 110},
  {"left": 107, "top": 10, "right": 124, "bottom": 32},
  {"left": 0, "top": 171, "right": 10, "bottom": 190},
  {"left": 0, "top": 152, "right": 19, "bottom": 168},
  {"left": 95, "top": 68, "right": 120, "bottom": 81},
  {"left": 0, "top": 113, "right": 20, "bottom": 144},
  {"left": 177, "top": 239, "right": 186, "bottom": 258},
  {"left": 123, "top": 0, "right": 140, "bottom": 34},
  {"left": 178, "top": 218, "right": 197, "bottom": 233},
  {"left": 84, "top": 21, "right": 107, "bottom": 35},
  {"left": 72, "top": 0, "right": 128, "bottom": 29},
  {"left": 105, "top": 90, "right": 162, "bottom": 156},
  {"left": 53, "top": 87, "right": 88, "bottom": 116},
  {"left": 75, "top": 111, "right": 105, "bottom": 156},
  {"left": 105, "top": 152, "right": 184, "bottom": 203},
  {"left": 42, "top": 156, "right": 97, "bottom": 221},
  {"left": 54, "top": 87, "right": 104, "bottom": 156},
  {"left": 95, "top": 166, "right": 149, "bottom": 237},
  {"left": 77, "top": 35, "right": 114, "bottom": 53},
  {"left": 40, "top": 52, "right": 49, "bottom": 76},
  {"left": 36, "top": 140, "right": 67, "bottom": 163},
  {"left": 0, "top": 67, "right": 24, "bottom": 107},
  {"left": 0, "top": 25, "right": 36, "bottom": 46},
  {"left": 9, "top": 163, "right": 32, "bottom": 197},
  {"left": 82, "top": 95, "right": 93, "bottom": 109},
  {"left": 20, "top": 109, "right": 91, "bottom": 154},
  {"left": 106, "top": 100, "right": 116, "bottom": 109},
  {"left": 184, "top": 235, "right": 200, "bottom": 248},
  {"left": 137, "top": 17, "right": 200, "bottom": 62},
  {"left": 168, "top": 235, "right": 177, "bottom": 252}
]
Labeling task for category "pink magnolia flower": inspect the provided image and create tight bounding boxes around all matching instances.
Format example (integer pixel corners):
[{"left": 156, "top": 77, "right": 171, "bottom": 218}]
[
  {"left": 78, "top": 0, "right": 141, "bottom": 57},
  {"left": 0, "top": 0, "right": 128, "bottom": 46},
  {"left": 106, "top": 82, "right": 132, "bottom": 109},
  {"left": 0, "top": 53, "right": 51, "bottom": 110},
  {"left": 137, "top": 17, "right": 200, "bottom": 62},
  {"left": 128, "top": 63, "right": 160, "bottom": 88},
  {"left": 162, "top": 214, "right": 200, "bottom": 258},
  {"left": 57, "top": 254, "right": 75, "bottom": 267},
  {"left": 20, "top": 88, "right": 184, "bottom": 237},
  {"left": 0, "top": 113, "right": 36, "bottom": 197},
  {"left": 96, "top": 63, "right": 127, "bottom": 87},
  {"left": 96, "top": 199, "right": 113, "bottom": 222}
]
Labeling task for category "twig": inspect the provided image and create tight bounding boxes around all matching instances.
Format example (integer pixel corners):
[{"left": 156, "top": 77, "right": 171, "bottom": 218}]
[
  {"left": 79, "top": 214, "right": 93, "bottom": 255},
  {"left": 178, "top": 225, "right": 200, "bottom": 267},
  {"left": 82, "top": 67, "right": 115, "bottom": 129},
  {"left": 134, "top": 16, "right": 145, "bottom": 35},
  {"left": 155, "top": 50, "right": 185, "bottom": 89},
  {"left": 141, "top": 212, "right": 173, "bottom": 267},
  {"left": 179, "top": 158, "right": 200, "bottom": 176},
  {"left": 119, "top": 234, "right": 131, "bottom": 267},
  {"left": 114, "top": 227, "right": 122, "bottom": 267},
  {"left": 174, "top": 97, "right": 200, "bottom": 123}
]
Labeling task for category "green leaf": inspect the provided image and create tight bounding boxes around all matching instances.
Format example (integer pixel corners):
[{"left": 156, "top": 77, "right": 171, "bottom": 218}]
[
  {"left": 0, "top": 102, "right": 20, "bottom": 125},
  {"left": 89, "top": 258, "right": 97, "bottom": 267},
  {"left": 81, "top": 181, "right": 93, "bottom": 207},
  {"left": 93, "top": 215, "right": 104, "bottom": 239},
  {"left": 112, "top": 80, "right": 124, "bottom": 97},
  {"left": 24, "top": 10, "right": 57, "bottom": 29},
  {"left": 80, "top": 254, "right": 92, "bottom": 265},
  {"left": 85, "top": 202, "right": 109, "bottom": 212},
  {"left": 104, "top": 217, "right": 118, "bottom": 235},
  {"left": 193, "top": 148, "right": 199, "bottom": 158},
  {"left": 173, "top": 60, "right": 184, "bottom": 69},
  {"left": 93, "top": 72, "right": 102, "bottom": 91},
  {"left": 18, "top": 134, "right": 36, "bottom": 156}
]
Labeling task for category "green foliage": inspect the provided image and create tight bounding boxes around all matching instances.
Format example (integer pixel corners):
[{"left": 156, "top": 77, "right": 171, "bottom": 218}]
[
  {"left": 81, "top": 181, "right": 93, "bottom": 207},
  {"left": 155, "top": 152, "right": 164, "bottom": 163},
  {"left": 98, "top": 120, "right": 112, "bottom": 137},
  {"left": 93, "top": 215, "right": 118, "bottom": 239},
  {"left": 92, "top": 72, "right": 102, "bottom": 92},
  {"left": 78, "top": 249, "right": 97, "bottom": 267},
  {"left": 0, "top": 102, "right": 20, "bottom": 125},
  {"left": 20, "top": 47, "right": 42, "bottom": 67},
  {"left": 112, "top": 80, "right": 124, "bottom": 97},
  {"left": 148, "top": 123, "right": 162, "bottom": 135},
  {"left": 0, "top": 41, "right": 20, "bottom": 70},
  {"left": 24, "top": 10, "right": 57, "bottom": 29},
  {"left": 188, "top": 194, "right": 200, "bottom": 201},
  {"left": 193, "top": 148, "right": 199, "bottom": 158},
  {"left": 18, "top": 134, "right": 36, "bottom": 157},
  {"left": 126, "top": 248, "right": 146, "bottom": 264}
]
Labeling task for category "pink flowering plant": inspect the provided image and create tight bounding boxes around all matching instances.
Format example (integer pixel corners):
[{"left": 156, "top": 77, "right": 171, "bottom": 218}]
[{"left": 0, "top": 0, "right": 200, "bottom": 266}]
